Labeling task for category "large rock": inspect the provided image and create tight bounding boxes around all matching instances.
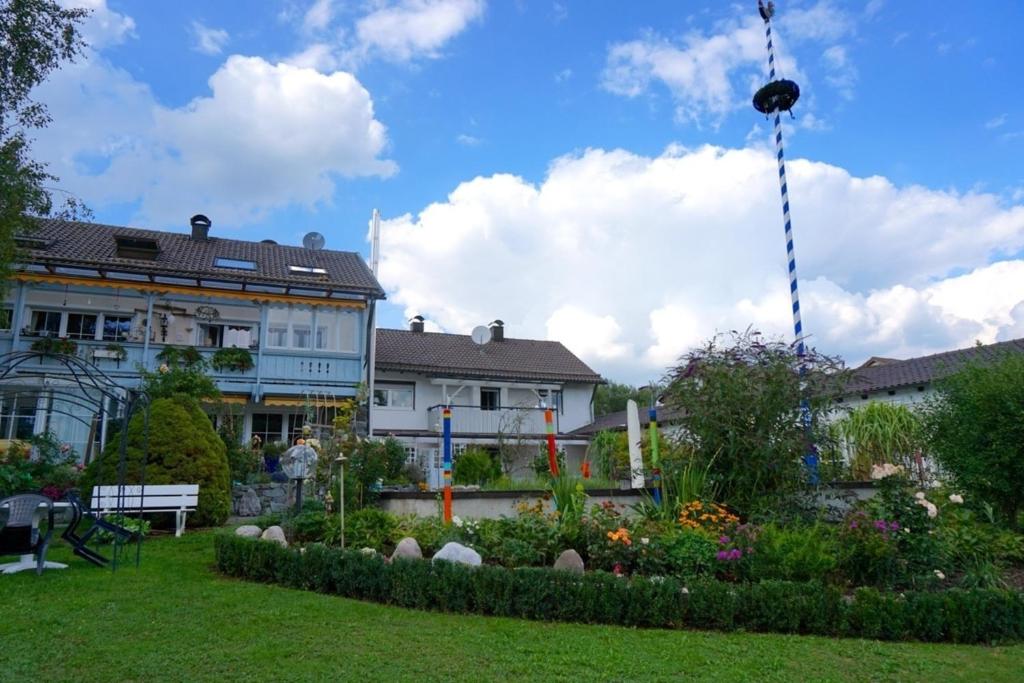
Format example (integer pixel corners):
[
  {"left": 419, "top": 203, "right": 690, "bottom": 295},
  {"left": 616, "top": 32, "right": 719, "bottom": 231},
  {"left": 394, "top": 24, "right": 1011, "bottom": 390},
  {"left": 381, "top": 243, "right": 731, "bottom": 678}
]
[
  {"left": 553, "top": 549, "right": 585, "bottom": 575},
  {"left": 432, "top": 542, "right": 482, "bottom": 567},
  {"left": 390, "top": 537, "right": 423, "bottom": 562},
  {"left": 235, "top": 525, "right": 262, "bottom": 539},
  {"left": 236, "top": 487, "right": 262, "bottom": 517},
  {"left": 260, "top": 525, "right": 288, "bottom": 547}
]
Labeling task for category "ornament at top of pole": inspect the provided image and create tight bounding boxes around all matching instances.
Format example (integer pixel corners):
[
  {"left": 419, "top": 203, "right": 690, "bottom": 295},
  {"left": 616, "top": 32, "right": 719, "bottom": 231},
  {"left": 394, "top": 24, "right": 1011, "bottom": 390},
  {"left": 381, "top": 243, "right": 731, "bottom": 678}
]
[{"left": 758, "top": 0, "right": 775, "bottom": 22}]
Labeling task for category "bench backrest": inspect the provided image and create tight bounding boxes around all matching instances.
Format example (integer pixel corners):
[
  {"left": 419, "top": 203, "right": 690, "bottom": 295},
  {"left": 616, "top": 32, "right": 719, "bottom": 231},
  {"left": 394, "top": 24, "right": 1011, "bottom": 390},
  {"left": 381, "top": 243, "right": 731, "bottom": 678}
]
[{"left": 91, "top": 484, "right": 199, "bottom": 511}]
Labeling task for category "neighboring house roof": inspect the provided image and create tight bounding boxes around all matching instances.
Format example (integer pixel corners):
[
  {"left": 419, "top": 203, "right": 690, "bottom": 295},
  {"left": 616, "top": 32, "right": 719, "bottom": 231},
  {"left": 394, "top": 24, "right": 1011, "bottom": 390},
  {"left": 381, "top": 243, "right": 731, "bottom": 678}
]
[
  {"left": 375, "top": 328, "right": 603, "bottom": 384},
  {"left": 568, "top": 406, "right": 684, "bottom": 438},
  {"left": 17, "top": 218, "right": 385, "bottom": 298},
  {"left": 845, "top": 337, "right": 1024, "bottom": 395}
]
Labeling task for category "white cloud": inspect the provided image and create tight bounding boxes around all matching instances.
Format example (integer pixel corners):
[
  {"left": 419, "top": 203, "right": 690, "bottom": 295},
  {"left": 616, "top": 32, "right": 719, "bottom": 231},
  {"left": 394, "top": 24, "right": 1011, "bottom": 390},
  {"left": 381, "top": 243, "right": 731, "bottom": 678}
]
[
  {"left": 985, "top": 113, "right": 1007, "bottom": 129},
  {"left": 377, "top": 145, "right": 1024, "bottom": 382},
  {"left": 303, "top": 0, "right": 334, "bottom": 32},
  {"left": 59, "top": 0, "right": 135, "bottom": 48},
  {"left": 190, "top": 21, "right": 229, "bottom": 56},
  {"left": 602, "top": 1, "right": 856, "bottom": 123},
  {"left": 352, "top": 0, "right": 485, "bottom": 63},
  {"left": 821, "top": 45, "right": 856, "bottom": 99},
  {"left": 33, "top": 53, "right": 396, "bottom": 227},
  {"left": 456, "top": 133, "right": 481, "bottom": 146},
  {"left": 554, "top": 68, "right": 573, "bottom": 83}
]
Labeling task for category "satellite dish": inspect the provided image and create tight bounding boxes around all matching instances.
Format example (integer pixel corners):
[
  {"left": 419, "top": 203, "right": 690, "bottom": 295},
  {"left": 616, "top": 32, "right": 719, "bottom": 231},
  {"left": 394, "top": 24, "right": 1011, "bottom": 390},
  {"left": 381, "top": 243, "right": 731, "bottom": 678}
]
[
  {"left": 470, "top": 325, "right": 492, "bottom": 345},
  {"left": 302, "top": 232, "right": 326, "bottom": 250}
]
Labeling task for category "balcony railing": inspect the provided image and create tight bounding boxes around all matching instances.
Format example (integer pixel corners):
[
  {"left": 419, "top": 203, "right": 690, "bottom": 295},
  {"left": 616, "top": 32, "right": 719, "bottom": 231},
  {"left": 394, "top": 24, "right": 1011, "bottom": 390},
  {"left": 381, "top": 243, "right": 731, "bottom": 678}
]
[{"left": 427, "top": 404, "right": 558, "bottom": 436}]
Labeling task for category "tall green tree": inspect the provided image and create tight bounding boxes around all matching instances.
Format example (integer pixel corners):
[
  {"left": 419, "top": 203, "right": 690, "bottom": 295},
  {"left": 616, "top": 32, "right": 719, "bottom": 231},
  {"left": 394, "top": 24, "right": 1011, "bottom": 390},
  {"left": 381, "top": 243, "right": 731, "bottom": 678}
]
[
  {"left": 1, "top": 0, "right": 90, "bottom": 282},
  {"left": 593, "top": 381, "right": 657, "bottom": 416},
  {"left": 922, "top": 352, "right": 1024, "bottom": 530},
  {"left": 662, "top": 329, "right": 847, "bottom": 516}
]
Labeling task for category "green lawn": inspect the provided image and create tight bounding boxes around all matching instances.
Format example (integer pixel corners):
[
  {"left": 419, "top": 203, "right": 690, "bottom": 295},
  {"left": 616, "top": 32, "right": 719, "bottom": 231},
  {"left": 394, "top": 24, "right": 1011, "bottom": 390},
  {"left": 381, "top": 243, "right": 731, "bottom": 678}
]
[{"left": 1, "top": 533, "right": 1022, "bottom": 682}]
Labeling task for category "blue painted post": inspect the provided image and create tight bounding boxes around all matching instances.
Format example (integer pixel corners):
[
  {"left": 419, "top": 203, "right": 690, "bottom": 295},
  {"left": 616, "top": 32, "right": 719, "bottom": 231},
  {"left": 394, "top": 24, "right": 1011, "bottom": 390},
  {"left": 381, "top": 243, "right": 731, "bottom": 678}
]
[
  {"left": 442, "top": 407, "right": 452, "bottom": 523},
  {"left": 759, "top": 1, "right": 818, "bottom": 483}
]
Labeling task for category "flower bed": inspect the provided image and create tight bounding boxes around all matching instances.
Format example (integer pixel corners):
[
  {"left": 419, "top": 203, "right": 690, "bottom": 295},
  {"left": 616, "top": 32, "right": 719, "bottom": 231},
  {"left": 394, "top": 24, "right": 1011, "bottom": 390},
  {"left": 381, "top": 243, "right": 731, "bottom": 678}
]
[{"left": 214, "top": 533, "right": 1024, "bottom": 644}]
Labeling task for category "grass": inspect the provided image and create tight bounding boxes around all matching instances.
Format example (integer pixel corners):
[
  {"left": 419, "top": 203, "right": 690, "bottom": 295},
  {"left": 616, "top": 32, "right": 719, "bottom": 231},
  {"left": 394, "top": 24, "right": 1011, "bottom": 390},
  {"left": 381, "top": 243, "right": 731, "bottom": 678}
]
[{"left": 1, "top": 533, "right": 1023, "bottom": 682}]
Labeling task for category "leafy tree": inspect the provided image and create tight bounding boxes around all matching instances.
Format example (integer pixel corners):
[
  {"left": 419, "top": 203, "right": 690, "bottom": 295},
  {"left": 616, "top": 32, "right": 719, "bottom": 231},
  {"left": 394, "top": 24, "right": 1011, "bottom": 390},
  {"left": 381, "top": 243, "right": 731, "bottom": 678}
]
[
  {"left": 84, "top": 395, "right": 231, "bottom": 527},
  {"left": 453, "top": 446, "right": 500, "bottom": 486},
  {"left": 1, "top": 0, "right": 91, "bottom": 283},
  {"left": 593, "top": 382, "right": 657, "bottom": 417},
  {"left": 662, "top": 329, "right": 847, "bottom": 516},
  {"left": 922, "top": 352, "right": 1024, "bottom": 530}
]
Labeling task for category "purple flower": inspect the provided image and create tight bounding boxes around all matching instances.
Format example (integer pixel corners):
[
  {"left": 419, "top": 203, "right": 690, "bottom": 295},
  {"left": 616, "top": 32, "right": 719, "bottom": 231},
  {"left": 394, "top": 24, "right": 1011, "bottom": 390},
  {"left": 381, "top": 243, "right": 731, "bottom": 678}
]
[
  {"left": 719, "top": 536, "right": 731, "bottom": 545},
  {"left": 888, "top": 521, "right": 900, "bottom": 531},
  {"left": 874, "top": 520, "right": 887, "bottom": 531},
  {"left": 716, "top": 550, "right": 729, "bottom": 561},
  {"left": 849, "top": 521, "right": 858, "bottom": 529},
  {"left": 729, "top": 548, "right": 742, "bottom": 560}
]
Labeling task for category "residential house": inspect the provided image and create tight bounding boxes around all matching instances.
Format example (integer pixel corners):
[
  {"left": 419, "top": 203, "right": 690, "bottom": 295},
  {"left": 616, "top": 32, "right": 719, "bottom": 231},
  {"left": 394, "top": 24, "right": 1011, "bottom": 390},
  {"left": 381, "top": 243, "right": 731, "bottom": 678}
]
[
  {"left": 0, "top": 216, "right": 384, "bottom": 459},
  {"left": 371, "top": 318, "right": 603, "bottom": 486}
]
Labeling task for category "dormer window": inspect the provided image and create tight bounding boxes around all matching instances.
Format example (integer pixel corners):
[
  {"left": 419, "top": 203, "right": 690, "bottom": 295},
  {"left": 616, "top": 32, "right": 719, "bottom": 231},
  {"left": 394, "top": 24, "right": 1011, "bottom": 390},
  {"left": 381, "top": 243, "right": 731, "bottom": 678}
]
[
  {"left": 114, "top": 235, "right": 159, "bottom": 260},
  {"left": 14, "top": 235, "right": 51, "bottom": 250},
  {"left": 214, "top": 257, "right": 257, "bottom": 270},
  {"left": 289, "top": 265, "right": 327, "bottom": 275}
]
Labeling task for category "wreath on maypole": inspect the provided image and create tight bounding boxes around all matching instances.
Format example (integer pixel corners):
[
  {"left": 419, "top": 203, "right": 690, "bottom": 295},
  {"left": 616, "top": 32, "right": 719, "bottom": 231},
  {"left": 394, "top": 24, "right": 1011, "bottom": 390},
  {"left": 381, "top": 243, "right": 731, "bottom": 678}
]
[{"left": 752, "top": 79, "right": 801, "bottom": 115}]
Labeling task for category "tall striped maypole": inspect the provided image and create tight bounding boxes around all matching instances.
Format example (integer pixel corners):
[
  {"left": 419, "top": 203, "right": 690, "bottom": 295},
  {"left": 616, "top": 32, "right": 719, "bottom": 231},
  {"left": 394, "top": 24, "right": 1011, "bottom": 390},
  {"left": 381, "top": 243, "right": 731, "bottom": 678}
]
[
  {"left": 754, "top": 0, "right": 818, "bottom": 482},
  {"left": 442, "top": 406, "right": 453, "bottom": 523}
]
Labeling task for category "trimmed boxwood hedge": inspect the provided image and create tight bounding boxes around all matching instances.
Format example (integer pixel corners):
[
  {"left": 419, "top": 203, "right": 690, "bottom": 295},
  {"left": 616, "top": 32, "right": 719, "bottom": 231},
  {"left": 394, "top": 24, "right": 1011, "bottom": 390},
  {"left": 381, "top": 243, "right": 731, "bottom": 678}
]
[{"left": 214, "top": 533, "right": 1024, "bottom": 644}]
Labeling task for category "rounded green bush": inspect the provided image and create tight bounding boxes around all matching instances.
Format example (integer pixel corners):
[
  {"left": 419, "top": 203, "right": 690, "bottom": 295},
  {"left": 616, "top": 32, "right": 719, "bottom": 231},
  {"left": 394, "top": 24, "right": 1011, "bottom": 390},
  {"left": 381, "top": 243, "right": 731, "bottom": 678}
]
[{"left": 84, "top": 395, "right": 231, "bottom": 526}]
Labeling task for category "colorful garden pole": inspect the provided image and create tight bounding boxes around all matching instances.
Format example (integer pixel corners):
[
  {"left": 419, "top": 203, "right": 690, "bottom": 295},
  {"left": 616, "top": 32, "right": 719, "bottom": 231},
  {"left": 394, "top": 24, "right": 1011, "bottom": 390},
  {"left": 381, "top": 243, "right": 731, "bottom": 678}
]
[
  {"left": 544, "top": 408, "right": 560, "bottom": 477},
  {"left": 443, "top": 407, "right": 453, "bottom": 523},
  {"left": 756, "top": 0, "right": 818, "bottom": 484},
  {"left": 649, "top": 407, "right": 662, "bottom": 506}
]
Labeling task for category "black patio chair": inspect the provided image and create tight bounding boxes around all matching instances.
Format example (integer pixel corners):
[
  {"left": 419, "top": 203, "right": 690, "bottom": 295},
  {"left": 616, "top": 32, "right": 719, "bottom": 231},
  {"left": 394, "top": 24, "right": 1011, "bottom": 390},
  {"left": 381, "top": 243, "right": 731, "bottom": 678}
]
[
  {"left": 61, "top": 491, "right": 134, "bottom": 567},
  {"left": 0, "top": 493, "right": 55, "bottom": 575}
]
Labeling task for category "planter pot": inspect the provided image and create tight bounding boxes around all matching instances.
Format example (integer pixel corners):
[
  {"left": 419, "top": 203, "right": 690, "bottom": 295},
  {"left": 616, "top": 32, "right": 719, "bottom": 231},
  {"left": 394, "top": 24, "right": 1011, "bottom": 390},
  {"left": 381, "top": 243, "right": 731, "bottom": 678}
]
[{"left": 264, "top": 455, "right": 281, "bottom": 473}]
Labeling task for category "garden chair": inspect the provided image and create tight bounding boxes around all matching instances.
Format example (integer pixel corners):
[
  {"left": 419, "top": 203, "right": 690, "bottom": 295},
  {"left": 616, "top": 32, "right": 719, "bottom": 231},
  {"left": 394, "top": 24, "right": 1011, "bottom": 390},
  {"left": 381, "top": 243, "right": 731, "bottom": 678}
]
[
  {"left": 61, "top": 491, "right": 134, "bottom": 567},
  {"left": 0, "top": 493, "right": 55, "bottom": 575}
]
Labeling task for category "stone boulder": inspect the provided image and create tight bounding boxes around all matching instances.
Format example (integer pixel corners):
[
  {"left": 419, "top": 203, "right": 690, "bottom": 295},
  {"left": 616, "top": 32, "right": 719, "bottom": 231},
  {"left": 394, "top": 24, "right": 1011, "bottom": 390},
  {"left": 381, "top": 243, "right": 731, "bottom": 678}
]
[
  {"left": 260, "top": 525, "right": 288, "bottom": 547},
  {"left": 553, "top": 549, "right": 584, "bottom": 575},
  {"left": 236, "top": 487, "right": 262, "bottom": 517},
  {"left": 390, "top": 537, "right": 423, "bottom": 562},
  {"left": 235, "top": 525, "right": 262, "bottom": 539},
  {"left": 432, "top": 542, "right": 482, "bottom": 567}
]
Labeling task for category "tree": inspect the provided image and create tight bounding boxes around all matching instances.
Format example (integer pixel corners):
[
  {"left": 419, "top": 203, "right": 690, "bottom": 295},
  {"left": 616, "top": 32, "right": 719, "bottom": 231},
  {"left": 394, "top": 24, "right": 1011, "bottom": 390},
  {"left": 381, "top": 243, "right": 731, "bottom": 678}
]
[
  {"left": 593, "top": 382, "right": 657, "bottom": 417},
  {"left": 662, "top": 329, "right": 847, "bottom": 516},
  {"left": 1, "top": 0, "right": 90, "bottom": 282},
  {"left": 922, "top": 352, "right": 1024, "bottom": 530}
]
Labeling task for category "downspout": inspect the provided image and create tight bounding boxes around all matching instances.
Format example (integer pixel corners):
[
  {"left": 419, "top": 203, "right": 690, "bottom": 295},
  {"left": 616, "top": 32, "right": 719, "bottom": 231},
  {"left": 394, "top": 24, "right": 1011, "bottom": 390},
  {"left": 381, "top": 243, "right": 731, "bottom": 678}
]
[
  {"left": 11, "top": 281, "right": 26, "bottom": 347},
  {"left": 255, "top": 303, "right": 268, "bottom": 403},
  {"left": 366, "top": 208, "right": 381, "bottom": 438},
  {"left": 141, "top": 293, "right": 155, "bottom": 371}
]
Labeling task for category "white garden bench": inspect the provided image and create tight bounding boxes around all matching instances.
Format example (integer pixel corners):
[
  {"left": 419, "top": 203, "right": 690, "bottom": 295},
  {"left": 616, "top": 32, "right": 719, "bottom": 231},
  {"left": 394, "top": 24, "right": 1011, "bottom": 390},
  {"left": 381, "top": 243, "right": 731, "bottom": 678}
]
[{"left": 91, "top": 484, "right": 199, "bottom": 537}]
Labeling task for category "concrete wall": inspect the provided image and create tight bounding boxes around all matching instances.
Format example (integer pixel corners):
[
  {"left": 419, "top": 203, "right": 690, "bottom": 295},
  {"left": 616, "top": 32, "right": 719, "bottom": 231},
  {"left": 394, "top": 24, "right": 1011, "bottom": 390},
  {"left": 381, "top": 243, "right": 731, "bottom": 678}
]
[{"left": 379, "top": 488, "right": 645, "bottom": 520}]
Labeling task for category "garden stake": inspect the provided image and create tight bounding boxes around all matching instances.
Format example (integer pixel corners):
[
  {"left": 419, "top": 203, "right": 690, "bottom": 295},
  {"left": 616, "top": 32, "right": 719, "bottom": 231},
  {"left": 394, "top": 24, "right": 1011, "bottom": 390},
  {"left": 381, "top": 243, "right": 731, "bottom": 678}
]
[
  {"left": 649, "top": 407, "right": 662, "bottom": 506},
  {"left": 544, "top": 408, "right": 560, "bottom": 477},
  {"left": 756, "top": 0, "right": 818, "bottom": 483},
  {"left": 443, "top": 406, "right": 453, "bottom": 523}
]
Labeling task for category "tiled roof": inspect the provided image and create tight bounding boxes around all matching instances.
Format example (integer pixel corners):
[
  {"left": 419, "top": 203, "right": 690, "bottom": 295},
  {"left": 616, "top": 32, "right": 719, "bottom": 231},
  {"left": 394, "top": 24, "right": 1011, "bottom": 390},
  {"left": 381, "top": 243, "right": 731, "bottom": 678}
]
[
  {"left": 845, "top": 337, "right": 1024, "bottom": 394},
  {"left": 567, "top": 406, "right": 684, "bottom": 437},
  {"left": 19, "top": 218, "right": 385, "bottom": 297},
  {"left": 375, "top": 328, "right": 603, "bottom": 384}
]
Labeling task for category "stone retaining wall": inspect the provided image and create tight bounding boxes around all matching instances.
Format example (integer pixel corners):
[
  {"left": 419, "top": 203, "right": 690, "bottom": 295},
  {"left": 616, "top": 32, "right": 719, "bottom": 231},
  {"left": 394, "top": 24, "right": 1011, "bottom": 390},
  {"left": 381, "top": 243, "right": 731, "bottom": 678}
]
[{"left": 232, "top": 482, "right": 295, "bottom": 516}]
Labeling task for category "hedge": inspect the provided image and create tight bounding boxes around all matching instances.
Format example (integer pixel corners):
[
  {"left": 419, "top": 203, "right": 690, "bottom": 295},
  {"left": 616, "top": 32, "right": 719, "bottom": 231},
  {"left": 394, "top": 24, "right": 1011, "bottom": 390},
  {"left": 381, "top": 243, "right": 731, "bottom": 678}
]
[{"left": 214, "top": 534, "right": 1024, "bottom": 644}]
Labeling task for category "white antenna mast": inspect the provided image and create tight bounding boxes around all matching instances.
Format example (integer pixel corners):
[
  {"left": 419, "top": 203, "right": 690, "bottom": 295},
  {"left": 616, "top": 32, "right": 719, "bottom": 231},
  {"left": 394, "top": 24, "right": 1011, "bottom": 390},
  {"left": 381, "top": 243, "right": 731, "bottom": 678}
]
[
  {"left": 367, "top": 208, "right": 382, "bottom": 438},
  {"left": 370, "top": 208, "right": 381, "bottom": 276}
]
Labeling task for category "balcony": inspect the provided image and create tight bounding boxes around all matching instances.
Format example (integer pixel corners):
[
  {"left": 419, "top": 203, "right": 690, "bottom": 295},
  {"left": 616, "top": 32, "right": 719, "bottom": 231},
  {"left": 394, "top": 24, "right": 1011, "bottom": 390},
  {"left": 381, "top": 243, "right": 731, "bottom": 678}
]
[{"left": 427, "top": 404, "right": 557, "bottom": 437}]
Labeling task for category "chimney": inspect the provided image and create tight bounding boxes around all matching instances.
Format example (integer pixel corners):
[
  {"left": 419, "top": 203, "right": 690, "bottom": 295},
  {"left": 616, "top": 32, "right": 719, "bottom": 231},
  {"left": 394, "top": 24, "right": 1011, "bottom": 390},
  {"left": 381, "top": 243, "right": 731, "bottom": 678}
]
[
  {"left": 409, "top": 315, "right": 425, "bottom": 333},
  {"left": 489, "top": 319, "right": 504, "bottom": 342},
  {"left": 190, "top": 214, "right": 211, "bottom": 241}
]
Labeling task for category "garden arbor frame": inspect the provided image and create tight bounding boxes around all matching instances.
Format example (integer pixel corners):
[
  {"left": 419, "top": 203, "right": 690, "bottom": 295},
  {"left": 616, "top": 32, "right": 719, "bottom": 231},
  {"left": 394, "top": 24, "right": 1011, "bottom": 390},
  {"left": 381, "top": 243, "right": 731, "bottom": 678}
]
[{"left": 0, "top": 350, "right": 151, "bottom": 570}]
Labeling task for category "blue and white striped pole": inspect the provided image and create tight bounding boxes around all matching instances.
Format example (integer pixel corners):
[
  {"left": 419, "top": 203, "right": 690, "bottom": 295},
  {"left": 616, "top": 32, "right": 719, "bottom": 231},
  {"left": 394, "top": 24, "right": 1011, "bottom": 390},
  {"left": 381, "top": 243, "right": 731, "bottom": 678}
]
[{"left": 759, "top": 1, "right": 818, "bottom": 483}]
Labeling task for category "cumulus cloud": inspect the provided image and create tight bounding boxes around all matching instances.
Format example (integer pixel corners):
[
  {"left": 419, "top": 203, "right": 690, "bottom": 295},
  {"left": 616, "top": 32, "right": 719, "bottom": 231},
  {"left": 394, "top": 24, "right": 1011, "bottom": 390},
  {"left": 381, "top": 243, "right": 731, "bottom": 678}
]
[
  {"left": 351, "top": 0, "right": 485, "bottom": 63},
  {"left": 377, "top": 145, "right": 1024, "bottom": 382},
  {"left": 60, "top": 0, "right": 135, "bottom": 48},
  {"left": 190, "top": 21, "right": 230, "bottom": 55},
  {"left": 602, "top": 1, "right": 854, "bottom": 123},
  {"left": 33, "top": 52, "right": 395, "bottom": 227}
]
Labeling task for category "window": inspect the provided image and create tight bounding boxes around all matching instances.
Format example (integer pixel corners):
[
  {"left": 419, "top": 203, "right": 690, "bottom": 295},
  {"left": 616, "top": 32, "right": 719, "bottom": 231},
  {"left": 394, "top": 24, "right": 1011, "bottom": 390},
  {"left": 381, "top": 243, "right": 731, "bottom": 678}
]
[
  {"left": 0, "top": 308, "right": 12, "bottom": 332},
  {"left": 30, "top": 310, "right": 61, "bottom": 336},
  {"left": 250, "top": 413, "right": 284, "bottom": 447},
  {"left": 65, "top": 313, "right": 98, "bottom": 340},
  {"left": 199, "top": 323, "right": 256, "bottom": 348},
  {"left": 266, "top": 305, "right": 354, "bottom": 352},
  {"left": 214, "top": 257, "right": 257, "bottom": 270},
  {"left": 0, "top": 395, "right": 39, "bottom": 440},
  {"left": 403, "top": 445, "right": 417, "bottom": 465},
  {"left": 287, "top": 413, "right": 308, "bottom": 444},
  {"left": 480, "top": 387, "right": 500, "bottom": 411},
  {"left": 314, "top": 309, "right": 357, "bottom": 353},
  {"left": 373, "top": 383, "right": 414, "bottom": 409},
  {"left": 537, "top": 389, "right": 563, "bottom": 413},
  {"left": 102, "top": 315, "right": 132, "bottom": 341},
  {"left": 114, "top": 235, "right": 159, "bottom": 259},
  {"left": 289, "top": 265, "right": 327, "bottom": 275}
]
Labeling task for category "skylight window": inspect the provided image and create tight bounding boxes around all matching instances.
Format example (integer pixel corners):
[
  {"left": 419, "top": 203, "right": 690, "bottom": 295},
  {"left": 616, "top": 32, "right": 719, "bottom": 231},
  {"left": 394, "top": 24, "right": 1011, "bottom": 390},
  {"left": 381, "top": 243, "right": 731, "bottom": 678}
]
[
  {"left": 214, "top": 257, "right": 257, "bottom": 270},
  {"left": 289, "top": 265, "right": 327, "bottom": 275},
  {"left": 114, "top": 235, "right": 159, "bottom": 260}
]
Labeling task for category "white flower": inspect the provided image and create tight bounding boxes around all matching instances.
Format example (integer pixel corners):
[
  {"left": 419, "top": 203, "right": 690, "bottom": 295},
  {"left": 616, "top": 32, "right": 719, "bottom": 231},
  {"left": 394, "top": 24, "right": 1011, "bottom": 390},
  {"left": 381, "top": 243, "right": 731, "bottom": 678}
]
[
  {"left": 640, "top": 537, "right": 650, "bottom": 545},
  {"left": 680, "top": 587, "right": 689, "bottom": 595},
  {"left": 870, "top": 463, "right": 903, "bottom": 480},
  {"left": 452, "top": 516, "right": 463, "bottom": 528},
  {"left": 949, "top": 494, "right": 964, "bottom": 504},
  {"left": 158, "top": 363, "right": 169, "bottom": 374},
  {"left": 903, "top": 527, "right": 911, "bottom": 533},
  {"left": 934, "top": 570, "right": 946, "bottom": 580},
  {"left": 914, "top": 491, "right": 926, "bottom": 500},
  {"left": 925, "top": 502, "right": 938, "bottom": 518}
]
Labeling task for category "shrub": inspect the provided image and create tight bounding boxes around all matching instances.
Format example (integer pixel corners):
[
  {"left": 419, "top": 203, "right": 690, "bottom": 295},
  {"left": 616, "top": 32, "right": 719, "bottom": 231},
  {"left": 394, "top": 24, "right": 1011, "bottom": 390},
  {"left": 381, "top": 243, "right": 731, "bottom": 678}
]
[
  {"left": 83, "top": 395, "right": 231, "bottom": 526},
  {"left": 344, "top": 507, "right": 398, "bottom": 550},
  {"left": 210, "top": 347, "right": 254, "bottom": 372},
  {"left": 0, "top": 432, "right": 80, "bottom": 498},
  {"left": 922, "top": 352, "right": 1024, "bottom": 529},
  {"left": 747, "top": 523, "right": 838, "bottom": 583},
  {"left": 453, "top": 447, "right": 501, "bottom": 486},
  {"left": 215, "top": 534, "right": 1024, "bottom": 644}
]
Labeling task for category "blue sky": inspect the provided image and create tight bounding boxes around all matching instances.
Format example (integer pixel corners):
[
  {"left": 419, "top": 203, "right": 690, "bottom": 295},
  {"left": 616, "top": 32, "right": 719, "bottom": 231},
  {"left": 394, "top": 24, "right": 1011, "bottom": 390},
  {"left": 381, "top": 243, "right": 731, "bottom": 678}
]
[{"left": 33, "top": 1, "right": 1024, "bottom": 384}]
